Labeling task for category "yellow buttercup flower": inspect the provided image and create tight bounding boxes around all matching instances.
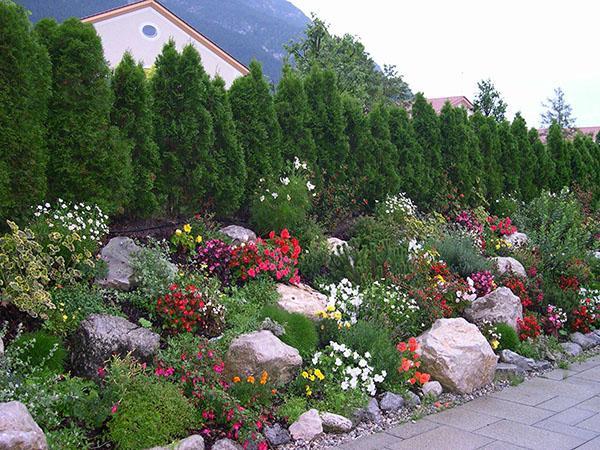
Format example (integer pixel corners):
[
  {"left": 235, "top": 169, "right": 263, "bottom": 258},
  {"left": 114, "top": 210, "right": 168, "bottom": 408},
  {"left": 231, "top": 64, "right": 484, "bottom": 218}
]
[
  {"left": 491, "top": 339, "right": 499, "bottom": 350},
  {"left": 333, "top": 311, "right": 342, "bottom": 320},
  {"left": 175, "top": 229, "right": 182, "bottom": 235},
  {"left": 301, "top": 371, "right": 309, "bottom": 379},
  {"left": 314, "top": 369, "right": 324, "bottom": 380},
  {"left": 183, "top": 224, "right": 192, "bottom": 233},
  {"left": 62, "top": 314, "right": 68, "bottom": 321},
  {"left": 196, "top": 235, "right": 203, "bottom": 244},
  {"left": 326, "top": 305, "right": 335, "bottom": 312}
]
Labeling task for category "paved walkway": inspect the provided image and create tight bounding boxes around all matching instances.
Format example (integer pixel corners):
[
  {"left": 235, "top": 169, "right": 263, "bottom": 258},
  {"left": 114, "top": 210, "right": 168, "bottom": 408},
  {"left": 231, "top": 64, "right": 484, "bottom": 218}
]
[{"left": 333, "top": 355, "right": 600, "bottom": 450}]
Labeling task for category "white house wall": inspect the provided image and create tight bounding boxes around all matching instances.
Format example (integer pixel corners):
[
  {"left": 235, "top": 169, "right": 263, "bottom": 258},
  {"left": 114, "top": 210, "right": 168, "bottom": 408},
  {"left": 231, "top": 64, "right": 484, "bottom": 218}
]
[{"left": 91, "top": 7, "right": 243, "bottom": 87}]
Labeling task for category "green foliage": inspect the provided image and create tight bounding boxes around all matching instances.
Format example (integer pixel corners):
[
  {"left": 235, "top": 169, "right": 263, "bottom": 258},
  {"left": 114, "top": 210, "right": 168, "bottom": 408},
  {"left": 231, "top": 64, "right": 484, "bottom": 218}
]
[
  {"left": 473, "top": 79, "right": 507, "bottom": 122},
  {"left": 529, "top": 129, "right": 555, "bottom": 192},
  {"left": 12, "top": 331, "right": 66, "bottom": 374},
  {"left": 206, "top": 77, "right": 247, "bottom": 216},
  {"left": 319, "top": 384, "right": 368, "bottom": 418},
  {"left": 260, "top": 305, "right": 318, "bottom": 359},
  {"left": 495, "top": 323, "right": 520, "bottom": 351},
  {"left": 277, "top": 395, "right": 307, "bottom": 423},
  {"left": 130, "top": 241, "right": 176, "bottom": 305},
  {"left": 512, "top": 114, "right": 537, "bottom": 201},
  {"left": 432, "top": 231, "right": 491, "bottom": 278},
  {"left": 112, "top": 52, "right": 161, "bottom": 218},
  {"left": 108, "top": 376, "right": 196, "bottom": 450},
  {"left": 47, "top": 424, "right": 90, "bottom": 450},
  {"left": 0, "top": 0, "right": 51, "bottom": 225},
  {"left": 229, "top": 60, "right": 282, "bottom": 200},
  {"left": 541, "top": 87, "right": 576, "bottom": 129},
  {"left": 298, "top": 232, "right": 330, "bottom": 283},
  {"left": 152, "top": 42, "right": 214, "bottom": 215},
  {"left": 471, "top": 113, "right": 503, "bottom": 202},
  {"left": 36, "top": 18, "right": 132, "bottom": 215},
  {"left": 547, "top": 122, "right": 572, "bottom": 192}
]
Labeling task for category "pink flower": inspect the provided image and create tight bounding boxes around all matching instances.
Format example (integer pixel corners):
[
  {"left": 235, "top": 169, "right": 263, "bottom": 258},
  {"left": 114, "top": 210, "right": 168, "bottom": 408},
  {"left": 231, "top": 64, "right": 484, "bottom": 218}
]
[
  {"left": 97, "top": 366, "right": 106, "bottom": 378},
  {"left": 111, "top": 402, "right": 119, "bottom": 414}
]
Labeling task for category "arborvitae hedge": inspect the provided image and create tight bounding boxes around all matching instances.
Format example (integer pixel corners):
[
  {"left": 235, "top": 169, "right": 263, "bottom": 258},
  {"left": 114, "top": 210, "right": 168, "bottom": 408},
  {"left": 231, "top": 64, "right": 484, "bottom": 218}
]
[
  {"left": 529, "top": 128, "right": 555, "bottom": 193},
  {"left": 498, "top": 120, "right": 519, "bottom": 195},
  {"left": 470, "top": 113, "right": 503, "bottom": 202},
  {"left": 547, "top": 122, "right": 571, "bottom": 192},
  {"left": 36, "top": 18, "right": 132, "bottom": 214},
  {"left": 112, "top": 52, "right": 161, "bottom": 218},
  {"left": 368, "top": 104, "right": 401, "bottom": 201},
  {"left": 511, "top": 113, "right": 537, "bottom": 201},
  {"left": 0, "top": 0, "right": 51, "bottom": 224}
]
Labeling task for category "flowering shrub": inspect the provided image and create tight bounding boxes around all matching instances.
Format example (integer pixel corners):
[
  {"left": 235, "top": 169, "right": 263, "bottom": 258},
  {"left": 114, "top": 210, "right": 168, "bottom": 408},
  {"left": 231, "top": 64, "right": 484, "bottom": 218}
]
[
  {"left": 517, "top": 314, "right": 542, "bottom": 341},
  {"left": 299, "top": 368, "right": 326, "bottom": 397},
  {"left": 376, "top": 192, "right": 417, "bottom": 221},
  {"left": 479, "top": 320, "right": 502, "bottom": 350},
  {"left": 195, "top": 239, "right": 233, "bottom": 285},
  {"left": 319, "top": 278, "right": 363, "bottom": 328},
  {"left": 542, "top": 304, "right": 567, "bottom": 336},
  {"left": 171, "top": 223, "right": 203, "bottom": 253},
  {"left": 310, "top": 342, "right": 386, "bottom": 396},
  {"left": 559, "top": 275, "right": 580, "bottom": 292},
  {"left": 487, "top": 216, "right": 517, "bottom": 236},
  {"left": 229, "top": 229, "right": 301, "bottom": 284},
  {"left": 569, "top": 290, "right": 599, "bottom": 333},
  {"left": 470, "top": 271, "right": 496, "bottom": 297},
  {"left": 229, "top": 371, "right": 277, "bottom": 409},
  {"left": 396, "top": 338, "right": 431, "bottom": 386},
  {"left": 503, "top": 275, "right": 543, "bottom": 310},
  {"left": 156, "top": 283, "right": 225, "bottom": 336},
  {"left": 454, "top": 210, "right": 483, "bottom": 236}
]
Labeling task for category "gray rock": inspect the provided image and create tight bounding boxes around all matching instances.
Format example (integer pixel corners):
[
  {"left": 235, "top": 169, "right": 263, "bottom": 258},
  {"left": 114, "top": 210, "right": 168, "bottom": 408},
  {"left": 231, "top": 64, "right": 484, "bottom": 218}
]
[
  {"left": 404, "top": 391, "right": 421, "bottom": 407},
  {"left": 71, "top": 314, "right": 160, "bottom": 379},
  {"left": 225, "top": 330, "right": 302, "bottom": 385},
  {"left": 211, "top": 439, "right": 242, "bottom": 450},
  {"left": 421, "top": 381, "right": 443, "bottom": 398},
  {"left": 147, "top": 435, "right": 205, "bottom": 450},
  {"left": 320, "top": 412, "right": 353, "bottom": 433},
  {"left": 264, "top": 423, "right": 291, "bottom": 446},
  {"left": 364, "top": 398, "right": 382, "bottom": 423},
  {"left": 276, "top": 283, "right": 328, "bottom": 320},
  {"left": 532, "top": 360, "right": 552, "bottom": 371},
  {"left": 0, "top": 401, "right": 48, "bottom": 450},
  {"left": 289, "top": 409, "right": 322, "bottom": 442},
  {"left": 96, "top": 237, "right": 140, "bottom": 291},
  {"left": 495, "top": 363, "right": 526, "bottom": 380},
  {"left": 0, "top": 337, "right": 3, "bottom": 357},
  {"left": 500, "top": 349, "right": 536, "bottom": 371},
  {"left": 260, "top": 318, "right": 285, "bottom": 337},
  {"left": 504, "top": 232, "right": 528, "bottom": 248},
  {"left": 220, "top": 225, "right": 256, "bottom": 244},
  {"left": 561, "top": 342, "right": 583, "bottom": 356},
  {"left": 464, "top": 287, "right": 523, "bottom": 330},
  {"left": 570, "top": 332, "right": 597, "bottom": 350},
  {"left": 326, "top": 237, "right": 349, "bottom": 256},
  {"left": 379, "top": 392, "right": 405, "bottom": 412},
  {"left": 586, "top": 332, "right": 600, "bottom": 345},
  {"left": 492, "top": 256, "right": 527, "bottom": 278}
]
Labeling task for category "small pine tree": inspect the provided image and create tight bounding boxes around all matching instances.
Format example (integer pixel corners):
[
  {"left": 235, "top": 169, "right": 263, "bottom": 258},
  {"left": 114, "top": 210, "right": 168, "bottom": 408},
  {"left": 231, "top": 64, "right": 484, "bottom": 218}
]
[
  {"left": 274, "top": 65, "right": 316, "bottom": 166},
  {"left": 368, "top": 104, "right": 401, "bottom": 201},
  {"left": 528, "top": 128, "right": 555, "bottom": 192},
  {"left": 206, "top": 77, "right": 247, "bottom": 217},
  {"left": 0, "top": 0, "right": 51, "bottom": 224},
  {"left": 546, "top": 122, "right": 571, "bottom": 191},
  {"left": 36, "top": 18, "right": 132, "bottom": 214},
  {"left": 511, "top": 113, "right": 537, "bottom": 201},
  {"left": 229, "top": 60, "right": 282, "bottom": 200},
  {"left": 498, "top": 120, "right": 519, "bottom": 195},
  {"left": 470, "top": 113, "right": 503, "bottom": 202},
  {"left": 112, "top": 52, "right": 161, "bottom": 217}
]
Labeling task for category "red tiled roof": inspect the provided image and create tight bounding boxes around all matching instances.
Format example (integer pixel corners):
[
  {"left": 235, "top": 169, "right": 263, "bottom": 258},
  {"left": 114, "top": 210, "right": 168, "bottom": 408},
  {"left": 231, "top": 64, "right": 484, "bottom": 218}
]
[
  {"left": 537, "top": 126, "right": 600, "bottom": 143},
  {"left": 427, "top": 96, "right": 474, "bottom": 114}
]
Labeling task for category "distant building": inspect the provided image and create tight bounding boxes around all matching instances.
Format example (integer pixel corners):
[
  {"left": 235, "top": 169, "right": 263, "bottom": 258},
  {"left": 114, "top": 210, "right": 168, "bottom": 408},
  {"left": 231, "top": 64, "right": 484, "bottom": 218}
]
[
  {"left": 427, "top": 96, "right": 474, "bottom": 115},
  {"left": 82, "top": 0, "right": 249, "bottom": 87},
  {"left": 537, "top": 126, "right": 600, "bottom": 143}
]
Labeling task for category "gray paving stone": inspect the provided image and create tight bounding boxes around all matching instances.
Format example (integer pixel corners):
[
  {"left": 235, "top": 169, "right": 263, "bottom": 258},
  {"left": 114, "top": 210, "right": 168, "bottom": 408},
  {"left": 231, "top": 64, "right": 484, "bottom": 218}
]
[
  {"left": 533, "top": 419, "right": 598, "bottom": 440},
  {"left": 385, "top": 419, "right": 438, "bottom": 439},
  {"left": 474, "top": 419, "right": 586, "bottom": 449},
  {"left": 425, "top": 405, "right": 501, "bottom": 431},
  {"left": 546, "top": 406, "right": 597, "bottom": 425},
  {"left": 490, "top": 383, "right": 556, "bottom": 406},
  {"left": 576, "top": 413, "right": 600, "bottom": 432},
  {"left": 334, "top": 431, "right": 401, "bottom": 450},
  {"left": 463, "top": 396, "right": 554, "bottom": 424},
  {"left": 575, "top": 435, "right": 600, "bottom": 449},
  {"left": 385, "top": 425, "right": 492, "bottom": 450},
  {"left": 567, "top": 357, "right": 600, "bottom": 372},
  {"left": 572, "top": 367, "right": 600, "bottom": 383},
  {"left": 578, "top": 396, "right": 600, "bottom": 412},
  {"left": 520, "top": 376, "right": 600, "bottom": 399},
  {"left": 536, "top": 395, "right": 583, "bottom": 412},
  {"left": 541, "top": 368, "right": 577, "bottom": 380},
  {"left": 478, "top": 441, "right": 529, "bottom": 449}
]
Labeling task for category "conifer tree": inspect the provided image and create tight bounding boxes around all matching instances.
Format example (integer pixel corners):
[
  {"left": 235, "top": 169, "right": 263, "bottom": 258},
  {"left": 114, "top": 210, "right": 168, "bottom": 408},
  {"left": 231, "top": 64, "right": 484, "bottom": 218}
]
[
  {"left": 304, "top": 66, "right": 349, "bottom": 186},
  {"left": 528, "top": 128, "right": 554, "bottom": 192},
  {"left": 571, "top": 135, "right": 596, "bottom": 192},
  {"left": 206, "top": 77, "right": 247, "bottom": 216},
  {"left": 511, "top": 113, "right": 537, "bottom": 201},
  {"left": 368, "top": 104, "right": 401, "bottom": 201},
  {"left": 470, "top": 113, "right": 503, "bottom": 202},
  {"left": 152, "top": 42, "right": 214, "bottom": 214},
  {"left": 497, "top": 121, "right": 519, "bottom": 195},
  {"left": 112, "top": 52, "right": 160, "bottom": 217},
  {"left": 36, "top": 18, "right": 132, "bottom": 214},
  {"left": 229, "top": 60, "right": 282, "bottom": 198},
  {"left": 0, "top": 0, "right": 51, "bottom": 224},
  {"left": 388, "top": 106, "right": 429, "bottom": 204},
  {"left": 274, "top": 65, "right": 316, "bottom": 167},
  {"left": 546, "top": 122, "right": 571, "bottom": 191}
]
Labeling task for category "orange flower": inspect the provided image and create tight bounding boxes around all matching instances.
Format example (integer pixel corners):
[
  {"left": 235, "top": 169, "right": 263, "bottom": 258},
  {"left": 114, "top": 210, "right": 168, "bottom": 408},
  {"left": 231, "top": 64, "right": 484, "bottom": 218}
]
[
  {"left": 271, "top": 389, "right": 277, "bottom": 395},
  {"left": 409, "top": 377, "right": 416, "bottom": 384},
  {"left": 232, "top": 376, "right": 241, "bottom": 383},
  {"left": 415, "top": 361, "right": 421, "bottom": 368},
  {"left": 260, "top": 371, "right": 268, "bottom": 385},
  {"left": 400, "top": 358, "right": 412, "bottom": 372},
  {"left": 408, "top": 337, "right": 418, "bottom": 352},
  {"left": 247, "top": 376, "right": 255, "bottom": 384},
  {"left": 419, "top": 372, "right": 431, "bottom": 384},
  {"left": 397, "top": 342, "right": 407, "bottom": 352}
]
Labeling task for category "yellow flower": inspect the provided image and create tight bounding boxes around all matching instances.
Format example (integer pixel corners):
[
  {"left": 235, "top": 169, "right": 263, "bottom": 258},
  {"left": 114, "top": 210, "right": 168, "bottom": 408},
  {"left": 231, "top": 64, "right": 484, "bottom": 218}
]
[
  {"left": 247, "top": 376, "right": 255, "bottom": 384},
  {"left": 175, "top": 229, "right": 182, "bottom": 236},
  {"left": 314, "top": 369, "right": 324, "bottom": 380},
  {"left": 309, "top": 375, "right": 315, "bottom": 381},
  {"left": 62, "top": 314, "right": 68, "bottom": 321},
  {"left": 326, "top": 305, "right": 335, "bottom": 312},
  {"left": 333, "top": 311, "right": 342, "bottom": 320},
  {"left": 305, "top": 385, "right": 312, "bottom": 396},
  {"left": 196, "top": 235, "right": 203, "bottom": 244},
  {"left": 495, "top": 244, "right": 500, "bottom": 250},
  {"left": 183, "top": 224, "right": 192, "bottom": 233},
  {"left": 491, "top": 339, "right": 499, "bottom": 350},
  {"left": 301, "top": 371, "right": 309, "bottom": 379},
  {"left": 345, "top": 322, "right": 351, "bottom": 329}
]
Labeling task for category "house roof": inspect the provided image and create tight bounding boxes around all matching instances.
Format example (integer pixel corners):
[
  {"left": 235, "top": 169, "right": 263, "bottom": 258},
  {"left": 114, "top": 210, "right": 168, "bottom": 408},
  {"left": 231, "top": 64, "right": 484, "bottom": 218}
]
[
  {"left": 427, "top": 96, "right": 474, "bottom": 114},
  {"left": 81, "top": 0, "right": 249, "bottom": 75},
  {"left": 537, "top": 126, "right": 600, "bottom": 143}
]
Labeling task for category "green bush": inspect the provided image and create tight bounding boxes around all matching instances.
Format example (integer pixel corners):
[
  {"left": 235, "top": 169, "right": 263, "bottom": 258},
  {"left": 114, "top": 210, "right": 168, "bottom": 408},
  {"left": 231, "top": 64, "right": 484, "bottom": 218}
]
[
  {"left": 319, "top": 384, "right": 368, "bottom": 418},
  {"left": 432, "top": 231, "right": 490, "bottom": 278},
  {"left": 495, "top": 323, "right": 520, "bottom": 351},
  {"left": 260, "top": 305, "right": 318, "bottom": 359},
  {"left": 298, "top": 232, "right": 330, "bottom": 285},
  {"left": 108, "top": 377, "right": 196, "bottom": 450},
  {"left": 46, "top": 424, "right": 90, "bottom": 450},
  {"left": 12, "top": 331, "right": 66, "bottom": 374},
  {"left": 277, "top": 395, "right": 307, "bottom": 423}
]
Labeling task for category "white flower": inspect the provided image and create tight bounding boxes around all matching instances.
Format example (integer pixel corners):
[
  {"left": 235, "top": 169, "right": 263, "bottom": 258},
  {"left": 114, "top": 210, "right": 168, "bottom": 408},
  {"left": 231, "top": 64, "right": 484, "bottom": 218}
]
[
  {"left": 259, "top": 195, "right": 265, "bottom": 202},
  {"left": 45, "top": 203, "right": 50, "bottom": 208},
  {"left": 335, "top": 358, "right": 342, "bottom": 367},
  {"left": 280, "top": 177, "right": 290, "bottom": 185},
  {"left": 340, "top": 381, "right": 349, "bottom": 390},
  {"left": 306, "top": 181, "right": 315, "bottom": 191},
  {"left": 271, "top": 192, "right": 278, "bottom": 199},
  {"left": 364, "top": 352, "right": 371, "bottom": 359},
  {"left": 286, "top": 194, "right": 291, "bottom": 201}
]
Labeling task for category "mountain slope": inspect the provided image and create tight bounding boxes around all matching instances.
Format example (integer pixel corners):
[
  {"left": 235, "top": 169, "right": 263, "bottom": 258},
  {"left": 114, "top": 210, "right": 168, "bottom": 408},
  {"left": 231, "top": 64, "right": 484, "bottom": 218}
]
[{"left": 17, "top": 0, "right": 310, "bottom": 81}]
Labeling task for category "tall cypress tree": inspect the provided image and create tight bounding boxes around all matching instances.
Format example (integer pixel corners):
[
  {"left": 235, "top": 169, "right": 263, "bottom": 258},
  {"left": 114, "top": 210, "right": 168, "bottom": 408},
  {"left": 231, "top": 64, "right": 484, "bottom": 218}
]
[
  {"left": 546, "top": 121, "right": 571, "bottom": 191},
  {"left": 498, "top": 120, "right": 519, "bottom": 195},
  {"left": 388, "top": 106, "right": 429, "bottom": 205},
  {"left": 0, "top": 0, "right": 51, "bottom": 224},
  {"left": 152, "top": 42, "right": 214, "bottom": 214},
  {"left": 229, "top": 60, "right": 282, "bottom": 198},
  {"left": 112, "top": 52, "right": 160, "bottom": 217},
  {"left": 206, "top": 77, "right": 247, "bottom": 216},
  {"left": 304, "top": 66, "right": 349, "bottom": 186},
  {"left": 528, "top": 128, "right": 554, "bottom": 192},
  {"left": 511, "top": 113, "right": 537, "bottom": 201},
  {"left": 470, "top": 113, "right": 503, "bottom": 202},
  {"left": 570, "top": 135, "right": 596, "bottom": 192},
  {"left": 412, "top": 93, "right": 443, "bottom": 182},
  {"left": 274, "top": 65, "right": 316, "bottom": 167},
  {"left": 368, "top": 104, "right": 401, "bottom": 201}
]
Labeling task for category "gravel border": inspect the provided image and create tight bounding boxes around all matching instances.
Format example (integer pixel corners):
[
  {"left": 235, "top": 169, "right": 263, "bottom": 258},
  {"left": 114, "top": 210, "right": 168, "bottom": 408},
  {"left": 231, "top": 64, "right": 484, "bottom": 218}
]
[{"left": 279, "top": 347, "right": 600, "bottom": 450}]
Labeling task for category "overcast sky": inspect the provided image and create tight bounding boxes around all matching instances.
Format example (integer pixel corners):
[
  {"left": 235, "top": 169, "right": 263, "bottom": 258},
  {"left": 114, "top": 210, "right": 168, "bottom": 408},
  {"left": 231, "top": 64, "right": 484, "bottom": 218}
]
[{"left": 291, "top": 0, "right": 600, "bottom": 127}]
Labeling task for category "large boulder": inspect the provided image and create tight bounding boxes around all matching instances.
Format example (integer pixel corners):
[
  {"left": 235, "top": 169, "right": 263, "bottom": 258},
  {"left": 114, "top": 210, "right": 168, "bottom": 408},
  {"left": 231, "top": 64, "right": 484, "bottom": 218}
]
[
  {"left": 320, "top": 412, "right": 352, "bottom": 433},
  {"left": 225, "top": 330, "right": 302, "bottom": 385},
  {"left": 96, "top": 237, "right": 141, "bottom": 291},
  {"left": 263, "top": 423, "right": 291, "bottom": 446},
  {"left": 289, "top": 409, "right": 322, "bottom": 442},
  {"left": 220, "top": 225, "right": 256, "bottom": 244},
  {"left": 492, "top": 257, "right": 527, "bottom": 278},
  {"left": 71, "top": 314, "right": 160, "bottom": 379},
  {"left": 276, "top": 283, "right": 328, "bottom": 320},
  {"left": 464, "top": 287, "right": 523, "bottom": 330},
  {"left": 418, "top": 318, "right": 497, "bottom": 394},
  {"left": 0, "top": 401, "right": 47, "bottom": 450},
  {"left": 147, "top": 435, "right": 205, "bottom": 450},
  {"left": 570, "top": 332, "right": 597, "bottom": 350},
  {"left": 212, "top": 439, "right": 242, "bottom": 450},
  {"left": 504, "top": 232, "right": 528, "bottom": 248},
  {"left": 379, "top": 392, "right": 404, "bottom": 412}
]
